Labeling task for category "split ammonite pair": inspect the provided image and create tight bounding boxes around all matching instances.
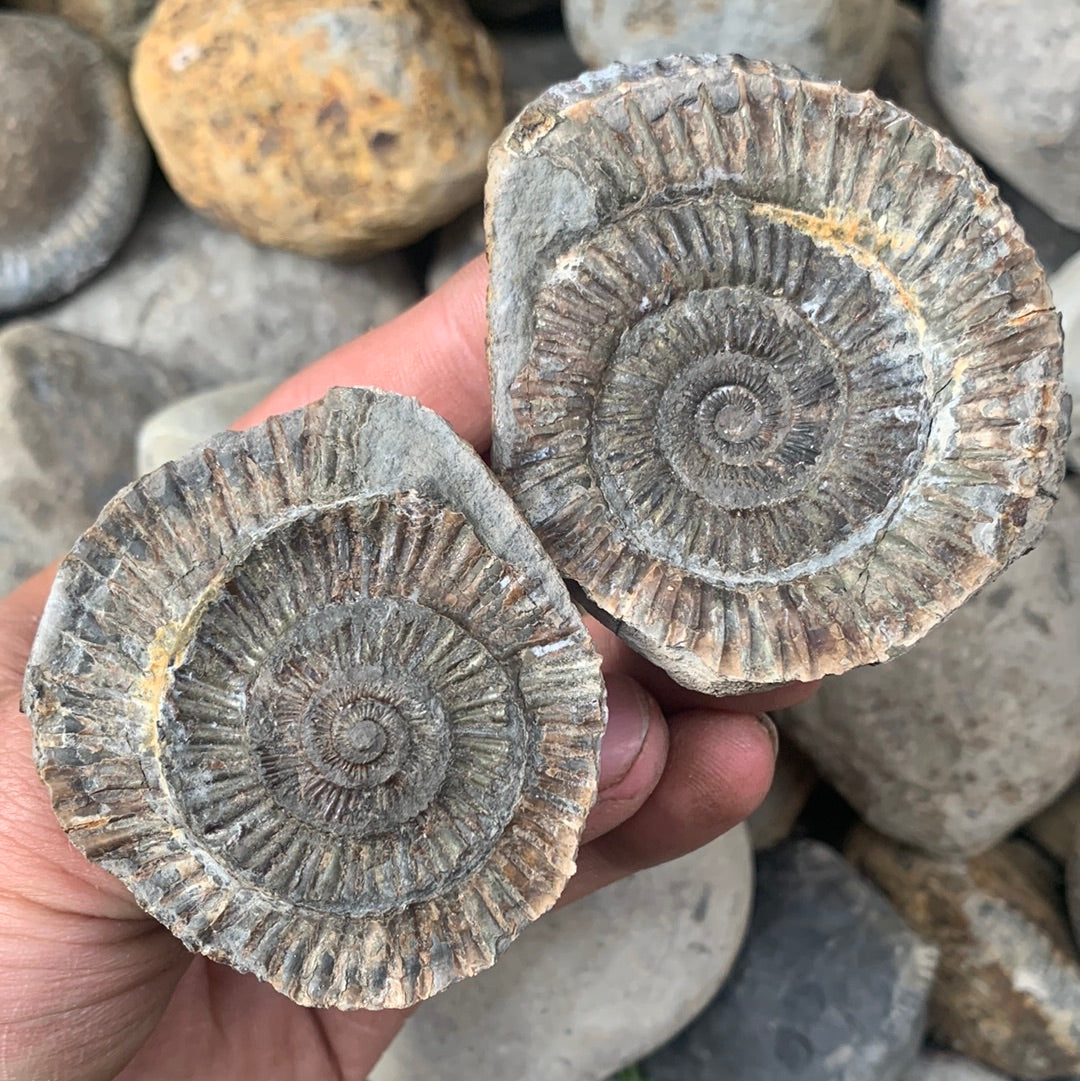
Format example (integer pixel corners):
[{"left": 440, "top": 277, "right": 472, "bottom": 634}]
[{"left": 22, "top": 56, "right": 1069, "bottom": 1009}]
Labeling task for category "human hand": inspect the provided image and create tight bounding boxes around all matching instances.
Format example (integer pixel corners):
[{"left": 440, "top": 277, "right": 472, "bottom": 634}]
[{"left": 0, "top": 257, "right": 818, "bottom": 1081}]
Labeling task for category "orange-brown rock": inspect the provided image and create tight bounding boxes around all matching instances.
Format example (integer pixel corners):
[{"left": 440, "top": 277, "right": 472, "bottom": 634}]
[
  {"left": 847, "top": 826, "right": 1080, "bottom": 1080},
  {"left": 131, "top": 0, "right": 504, "bottom": 258}
]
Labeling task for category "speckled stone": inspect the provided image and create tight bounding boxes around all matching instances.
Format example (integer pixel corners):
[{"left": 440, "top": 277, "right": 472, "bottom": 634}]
[
  {"left": 563, "top": 0, "right": 898, "bottom": 90},
  {"left": 8, "top": 0, "right": 157, "bottom": 60},
  {"left": 0, "top": 323, "right": 185, "bottom": 595},
  {"left": 1051, "top": 252, "right": 1080, "bottom": 471},
  {"left": 641, "top": 840, "right": 937, "bottom": 1081},
  {"left": 0, "top": 13, "right": 149, "bottom": 313},
  {"left": 900, "top": 1050, "right": 1012, "bottom": 1081},
  {"left": 131, "top": 0, "right": 504, "bottom": 258},
  {"left": 135, "top": 379, "right": 277, "bottom": 478},
  {"left": 927, "top": 0, "right": 1080, "bottom": 229},
  {"left": 747, "top": 737, "right": 817, "bottom": 851},
  {"left": 848, "top": 828, "right": 1080, "bottom": 1081},
  {"left": 41, "top": 185, "right": 419, "bottom": 389},
  {"left": 371, "top": 827, "right": 754, "bottom": 1081},
  {"left": 779, "top": 480, "right": 1080, "bottom": 858}
]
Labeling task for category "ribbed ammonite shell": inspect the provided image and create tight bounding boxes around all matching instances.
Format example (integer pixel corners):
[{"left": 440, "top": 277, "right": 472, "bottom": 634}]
[
  {"left": 22, "top": 388, "right": 605, "bottom": 1009},
  {"left": 487, "top": 55, "right": 1069, "bottom": 696}
]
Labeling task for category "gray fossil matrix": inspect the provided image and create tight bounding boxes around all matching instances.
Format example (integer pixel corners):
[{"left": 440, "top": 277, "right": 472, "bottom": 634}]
[{"left": 487, "top": 54, "right": 1068, "bottom": 696}]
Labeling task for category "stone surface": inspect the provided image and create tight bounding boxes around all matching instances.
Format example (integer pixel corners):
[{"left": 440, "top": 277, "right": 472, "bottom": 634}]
[
  {"left": 1024, "top": 780, "right": 1080, "bottom": 865},
  {"left": 1068, "top": 825, "right": 1080, "bottom": 957},
  {"left": 488, "top": 55, "right": 1067, "bottom": 697},
  {"left": 874, "top": 4, "right": 956, "bottom": 138},
  {"left": 498, "top": 23, "right": 583, "bottom": 117},
  {"left": 563, "top": 0, "right": 898, "bottom": 90},
  {"left": 900, "top": 1050, "right": 1012, "bottom": 1081},
  {"left": 0, "top": 13, "right": 150, "bottom": 313},
  {"left": 641, "top": 839, "right": 937, "bottom": 1081},
  {"left": 42, "top": 185, "right": 419, "bottom": 389},
  {"left": 779, "top": 479, "right": 1080, "bottom": 858},
  {"left": 848, "top": 828, "right": 1080, "bottom": 1080},
  {"left": 747, "top": 737, "right": 817, "bottom": 850},
  {"left": 0, "top": 323, "right": 185, "bottom": 595},
  {"left": 135, "top": 378, "right": 277, "bottom": 478},
  {"left": 927, "top": 0, "right": 1080, "bottom": 229},
  {"left": 372, "top": 826, "right": 754, "bottom": 1081},
  {"left": 131, "top": 0, "right": 504, "bottom": 258},
  {"left": 1051, "top": 251, "right": 1080, "bottom": 472},
  {"left": 8, "top": 0, "right": 156, "bottom": 59}
]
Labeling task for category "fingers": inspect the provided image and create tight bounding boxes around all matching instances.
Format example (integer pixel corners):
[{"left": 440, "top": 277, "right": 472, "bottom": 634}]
[
  {"left": 0, "top": 563, "right": 58, "bottom": 695},
  {"left": 561, "top": 707, "right": 776, "bottom": 906},
  {"left": 580, "top": 675, "right": 668, "bottom": 846},
  {"left": 234, "top": 256, "right": 492, "bottom": 449}
]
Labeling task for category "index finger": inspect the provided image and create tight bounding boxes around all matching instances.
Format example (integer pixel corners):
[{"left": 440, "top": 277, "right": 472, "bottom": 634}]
[{"left": 234, "top": 255, "right": 492, "bottom": 449}]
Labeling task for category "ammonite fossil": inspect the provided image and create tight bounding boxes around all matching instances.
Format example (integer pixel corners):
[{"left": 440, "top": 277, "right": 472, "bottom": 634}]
[
  {"left": 22, "top": 388, "right": 606, "bottom": 1008},
  {"left": 487, "top": 55, "right": 1068, "bottom": 696},
  {"left": 0, "top": 13, "right": 150, "bottom": 313}
]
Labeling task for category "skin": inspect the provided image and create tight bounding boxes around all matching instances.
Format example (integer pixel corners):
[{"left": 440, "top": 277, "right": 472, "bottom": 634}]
[{"left": 0, "top": 257, "right": 818, "bottom": 1081}]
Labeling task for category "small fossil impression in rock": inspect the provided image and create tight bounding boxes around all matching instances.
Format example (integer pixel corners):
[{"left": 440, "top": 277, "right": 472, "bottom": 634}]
[
  {"left": 21, "top": 387, "right": 606, "bottom": 1009},
  {"left": 487, "top": 55, "right": 1069, "bottom": 696}
]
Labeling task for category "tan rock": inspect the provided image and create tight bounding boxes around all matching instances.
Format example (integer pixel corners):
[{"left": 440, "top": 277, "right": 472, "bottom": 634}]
[
  {"left": 779, "top": 480, "right": 1080, "bottom": 858},
  {"left": 9, "top": 0, "right": 156, "bottom": 60},
  {"left": 131, "top": 0, "right": 504, "bottom": 258},
  {"left": 848, "top": 827, "right": 1080, "bottom": 1081}
]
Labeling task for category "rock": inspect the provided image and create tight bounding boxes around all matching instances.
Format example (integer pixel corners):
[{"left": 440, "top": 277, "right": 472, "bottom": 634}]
[
  {"left": 0, "top": 323, "right": 185, "bottom": 595},
  {"left": 426, "top": 206, "right": 484, "bottom": 294},
  {"left": 641, "top": 839, "right": 937, "bottom": 1081},
  {"left": 747, "top": 737, "right": 817, "bottom": 851},
  {"left": 470, "top": 0, "right": 557, "bottom": 22},
  {"left": 0, "top": 13, "right": 149, "bottom": 314},
  {"left": 1068, "top": 826, "right": 1080, "bottom": 957},
  {"left": 130, "top": 0, "right": 504, "bottom": 259},
  {"left": 7, "top": 0, "right": 156, "bottom": 60},
  {"left": 1024, "top": 779, "right": 1080, "bottom": 864},
  {"left": 874, "top": 4, "right": 957, "bottom": 138},
  {"left": 927, "top": 0, "right": 1080, "bottom": 229},
  {"left": 563, "top": 0, "right": 898, "bottom": 90},
  {"left": 778, "top": 480, "right": 1080, "bottom": 858},
  {"left": 135, "top": 379, "right": 277, "bottom": 477},
  {"left": 1051, "top": 252, "right": 1080, "bottom": 472},
  {"left": 498, "top": 23, "right": 583, "bottom": 117},
  {"left": 848, "top": 827, "right": 1080, "bottom": 1081},
  {"left": 372, "top": 826, "right": 754, "bottom": 1081},
  {"left": 42, "top": 185, "right": 419, "bottom": 389},
  {"left": 424, "top": 23, "right": 582, "bottom": 295},
  {"left": 900, "top": 1050, "right": 1012, "bottom": 1081},
  {"left": 873, "top": 7, "right": 1080, "bottom": 273}
]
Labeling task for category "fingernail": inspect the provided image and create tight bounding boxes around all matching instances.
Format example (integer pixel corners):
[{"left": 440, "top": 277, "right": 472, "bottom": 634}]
[
  {"left": 756, "top": 711, "right": 780, "bottom": 759},
  {"left": 600, "top": 674, "right": 652, "bottom": 790}
]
